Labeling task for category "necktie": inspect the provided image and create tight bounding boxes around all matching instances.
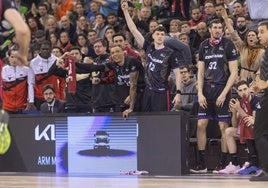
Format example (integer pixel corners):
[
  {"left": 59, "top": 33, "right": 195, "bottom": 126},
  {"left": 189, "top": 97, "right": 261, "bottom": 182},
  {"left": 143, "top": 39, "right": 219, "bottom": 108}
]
[{"left": 48, "top": 106, "right": 53, "bottom": 114}]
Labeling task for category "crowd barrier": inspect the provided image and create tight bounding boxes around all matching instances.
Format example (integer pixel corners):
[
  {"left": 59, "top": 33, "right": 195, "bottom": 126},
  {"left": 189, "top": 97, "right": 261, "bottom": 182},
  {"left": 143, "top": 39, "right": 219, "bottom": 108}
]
[{"left": 0, "top": 111, "right": 189, "bottom": 175}]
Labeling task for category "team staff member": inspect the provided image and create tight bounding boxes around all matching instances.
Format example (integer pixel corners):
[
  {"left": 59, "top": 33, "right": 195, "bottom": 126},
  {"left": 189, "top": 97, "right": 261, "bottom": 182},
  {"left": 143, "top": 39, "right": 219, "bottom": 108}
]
[
  {"left": 29, "top": 41, "right": 63, "bottom": 110},
  {"left": 2, "top": 49, "right": 34, "bottom": 114},
  {"left": 250, "top": 21, "right": 268, "bottom": 181},
  {"left": 190, "top": 19, "right": 238, "bottom": 173},
  {"left": 40, "top": 84, "right": 65, "bottom": 114},
  {"left": 121, "top": 1, "right": 189, "bottom": 112}
]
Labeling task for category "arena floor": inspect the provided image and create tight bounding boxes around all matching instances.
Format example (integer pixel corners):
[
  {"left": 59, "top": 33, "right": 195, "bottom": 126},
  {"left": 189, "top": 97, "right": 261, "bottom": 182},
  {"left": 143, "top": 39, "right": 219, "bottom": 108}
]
[{"left": 0, "top": 173, "right": 267, "bottom": 188}]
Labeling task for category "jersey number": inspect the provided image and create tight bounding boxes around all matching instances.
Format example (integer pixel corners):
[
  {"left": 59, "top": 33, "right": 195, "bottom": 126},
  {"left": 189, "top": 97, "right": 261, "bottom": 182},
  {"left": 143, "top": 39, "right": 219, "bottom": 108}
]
[
  {"left": 208, "top": 61, "right": 217, "bottom": 70},
  {"left": 149, "top": 62, "right": 155, "bottom": 71}
]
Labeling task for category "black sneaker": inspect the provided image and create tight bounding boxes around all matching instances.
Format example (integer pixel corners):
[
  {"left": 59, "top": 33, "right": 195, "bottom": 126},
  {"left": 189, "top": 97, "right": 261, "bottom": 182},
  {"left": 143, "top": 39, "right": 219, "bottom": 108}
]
[
  {"left": 212, "top": 163, "right": 226, "bottom": 174},
  {"left": 250, "top": 170, "right": 268, "bottom": 181},
  {"left": 190, "top": 164, "right": 208, "bottom": 173}
]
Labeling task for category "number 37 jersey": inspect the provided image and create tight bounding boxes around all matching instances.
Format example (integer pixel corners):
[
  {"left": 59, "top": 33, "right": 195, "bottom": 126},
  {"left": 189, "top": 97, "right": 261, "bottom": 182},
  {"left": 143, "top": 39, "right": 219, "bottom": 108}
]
[{"left": 199, "top": 37, "right": 238, "bottom": 84}]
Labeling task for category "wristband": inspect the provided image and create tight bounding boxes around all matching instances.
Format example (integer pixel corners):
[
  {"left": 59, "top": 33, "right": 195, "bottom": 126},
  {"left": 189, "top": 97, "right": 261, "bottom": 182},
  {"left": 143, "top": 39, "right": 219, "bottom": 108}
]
[{"left": 176, "top": 90, "right": 181, "bottom": 94}]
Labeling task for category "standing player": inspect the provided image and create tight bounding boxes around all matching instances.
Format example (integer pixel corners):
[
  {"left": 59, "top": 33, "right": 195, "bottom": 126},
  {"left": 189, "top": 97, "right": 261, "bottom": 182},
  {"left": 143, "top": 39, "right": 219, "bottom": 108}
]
[
  {"left": 121, "top": 1, "right": 190, "bottom": 111},
  {"left": 190, "top": 19, "right": 238, "bottom": 173},
  {"left": 250, "top": 21, "right": 268, "bottom": 181}
]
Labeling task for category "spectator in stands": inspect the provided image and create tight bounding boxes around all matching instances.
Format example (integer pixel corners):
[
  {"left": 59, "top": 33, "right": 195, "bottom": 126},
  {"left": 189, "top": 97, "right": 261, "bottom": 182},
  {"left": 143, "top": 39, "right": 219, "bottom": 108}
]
[
  {"left": 51, "top": 46, "right": 64, "bottom": 58},
  {"left": 189, "top": 6, "right": 206, "bottom": 29},
  {"left": 87, "top": 29, "right": 98, "bottom": 58},
  {"left": 29, "top": 40, "right": 64, "bottom": 110},
  {"left": 60, "top": 15, "right": 77, "bottom": 45},
  {"left": 169, "top": 19, "right": 181, "bottom": 39},
  {"left": 204, "top": 0, "right": 218, "bottom": 25},
  {"left": 36, "top": 3, "right": 55, "bottom": 28},
  {"left": 93, "top": 13, "right": 109, "bottom": 39},
  {"left": 215, "top": 2, "right": 227, "bottom": 18},
  {"left": 178, "top": 33, "right": 190, "bottom": 45},
  {"left": 218, "top": 80, "right": 260, "bottom": 174},
  {"left": 190, "top": 19, "right": 238, "bottom": 174},
  {"left": 40, "top": 84, "right": 65, "bottom": 114},
  {"left": 180, "top": 21, "right": 199, "bottom": 52},
  {"left": 49, "top": 32, "right": 59, "bottom": 47},
  {"left": 75, "top": 15, "right": 90, "bottom": 36},
  {"left": 235, "top": 16, "right": 249, "bottom": 40},
  {"left": 232, "top": 0, "right": 245, "bottom": 18},
  {"left": 196, "top": 21, "right": 210, "bottom": 44},
  {"left": 72, "top": 2, "right": 86, "bottom": 21},
  {"left": 32, "top": 29, "right": 46, "bottom": 51},
  {"left": 86, "top": 1, "right": 100, "bottom": 24},
  {"left": 178, "top": 65, "right": 197, "bottom": 112},
  {"left": 106, "top": 12, "right": 122, "bottom": 33},
  {"left": 2, "top": 49, "right": 34, "bottom": 114},
  {"left": 104, "top": 27, "right": 115, "bottom": 51},
  {"left": 58, "top": 31, "right": 73, "bottom": 53},
  {"left": 144, "top": 20, "right": 159, "bottom": 44},
  {"left": 221, "top": 8, "right": 264, "bottom": 86},
  {"left": 134, "top": 6, "right": 153, "bottom": 36},
  {"left": 52, "top": 0, "right": 73, "bottom": 21},
  {"left": 76, "top": 33, "right": 90, "bottom": 57},
  {"left": 45, "top": 17, "right": 61, "bottom": 39},
  {"left": 26, "top": 16, "right": 44, "bottom": 44},
  {"left": 112, "top": 33, "right": 140, "bottom": 59},
  {"left": 94, "top": 0, "right": 119, "bottom": 17}
]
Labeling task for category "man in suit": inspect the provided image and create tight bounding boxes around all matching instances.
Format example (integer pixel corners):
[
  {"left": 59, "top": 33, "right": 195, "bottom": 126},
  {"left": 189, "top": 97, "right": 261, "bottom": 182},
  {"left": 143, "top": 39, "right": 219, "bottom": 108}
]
[{"left": 40, "top": 84, "right": 65, "bottom": 114}]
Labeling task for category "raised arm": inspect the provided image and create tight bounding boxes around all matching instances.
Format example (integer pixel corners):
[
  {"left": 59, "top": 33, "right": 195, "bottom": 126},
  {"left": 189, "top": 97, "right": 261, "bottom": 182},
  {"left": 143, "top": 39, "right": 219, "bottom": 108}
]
[
  {"left": 221, "top": 8, "right": 244, "bottom": 51},
  {"left": 4, "top": 9, "right": 30, "bottom": 66},
  {"left": 121, "top": 1, "right": 145, "bottom": 48}
]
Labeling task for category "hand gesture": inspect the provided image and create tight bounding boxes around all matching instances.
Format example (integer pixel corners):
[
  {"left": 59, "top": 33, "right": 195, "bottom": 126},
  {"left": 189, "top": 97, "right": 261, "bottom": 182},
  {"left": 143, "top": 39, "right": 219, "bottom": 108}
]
[{"left": 121, "top": 0, "right": 128, "bottom": 11}]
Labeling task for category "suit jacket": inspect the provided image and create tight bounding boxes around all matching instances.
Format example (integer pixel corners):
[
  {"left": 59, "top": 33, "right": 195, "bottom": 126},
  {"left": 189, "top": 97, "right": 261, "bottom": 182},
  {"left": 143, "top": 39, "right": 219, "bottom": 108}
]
[{"left": 40, "top": 99, "right": 65, "bottom": 114}]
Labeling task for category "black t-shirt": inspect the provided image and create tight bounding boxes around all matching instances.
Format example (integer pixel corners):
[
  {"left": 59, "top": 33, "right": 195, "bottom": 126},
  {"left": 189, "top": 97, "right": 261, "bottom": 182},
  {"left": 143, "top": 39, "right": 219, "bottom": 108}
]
[
  {"left": 143, "top": 42, "right": 180, "bottom": 90},
  {"left": 199, "top": 37, "right": 238, "bottom": 85}
]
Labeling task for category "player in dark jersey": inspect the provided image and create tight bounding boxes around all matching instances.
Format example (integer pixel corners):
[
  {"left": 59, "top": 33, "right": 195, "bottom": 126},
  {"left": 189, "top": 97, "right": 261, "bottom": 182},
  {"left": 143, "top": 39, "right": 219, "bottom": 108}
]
[
  {"left": 121, "top": 1, "right": 191, "bottom": 112},
  {"left": 190, "top": 19, "right": 238, "bottom": 173}
]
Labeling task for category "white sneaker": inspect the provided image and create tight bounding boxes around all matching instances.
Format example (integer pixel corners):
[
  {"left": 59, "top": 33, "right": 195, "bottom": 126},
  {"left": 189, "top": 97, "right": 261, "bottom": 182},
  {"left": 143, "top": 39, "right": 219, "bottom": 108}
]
[
  {"left": 235, "top": 161, "right": 250, "bottom": 174},
  {"left": 218, "top": 162, "right": 240, "bottom": 174}
]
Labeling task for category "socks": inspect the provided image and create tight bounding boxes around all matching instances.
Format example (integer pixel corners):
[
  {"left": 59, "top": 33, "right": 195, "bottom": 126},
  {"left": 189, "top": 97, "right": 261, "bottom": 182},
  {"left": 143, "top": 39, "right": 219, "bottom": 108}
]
[
  {"left": 230, "top": 153, "right": 239, "bottom": 166},
  {"left": 198, "top": 150, "right": 206, "bottom": 167},
  {"left": 220, "top": 152, "right": 228, "bottom": 166}
]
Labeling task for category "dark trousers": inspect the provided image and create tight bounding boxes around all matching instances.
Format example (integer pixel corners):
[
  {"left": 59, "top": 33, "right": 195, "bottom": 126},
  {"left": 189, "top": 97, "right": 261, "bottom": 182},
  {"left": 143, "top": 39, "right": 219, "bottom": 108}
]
[{"left": 254, "top": 93, "right": 268, "bottom": 171}]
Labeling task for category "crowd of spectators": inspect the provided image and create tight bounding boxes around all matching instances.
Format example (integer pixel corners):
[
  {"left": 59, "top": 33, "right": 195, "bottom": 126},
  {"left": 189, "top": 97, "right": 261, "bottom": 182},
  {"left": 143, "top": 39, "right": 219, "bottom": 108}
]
[{"left": 0, "top": 0, "right": 264, "bottom": 115}]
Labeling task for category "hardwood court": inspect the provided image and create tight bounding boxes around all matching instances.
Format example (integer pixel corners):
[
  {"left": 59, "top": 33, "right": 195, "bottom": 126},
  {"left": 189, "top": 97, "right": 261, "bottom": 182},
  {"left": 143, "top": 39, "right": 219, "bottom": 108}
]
[{"left": 0, "top": 173, "right": 267, "bottom": 188}]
